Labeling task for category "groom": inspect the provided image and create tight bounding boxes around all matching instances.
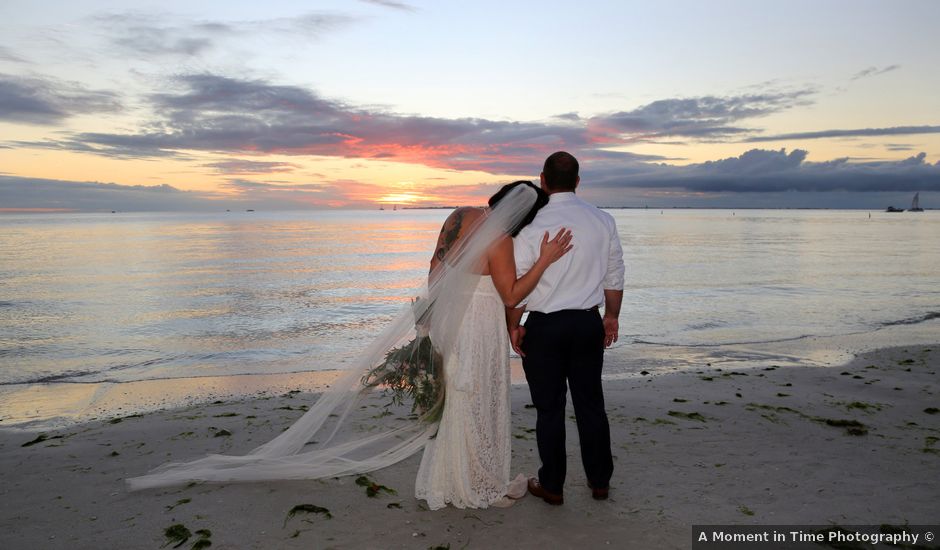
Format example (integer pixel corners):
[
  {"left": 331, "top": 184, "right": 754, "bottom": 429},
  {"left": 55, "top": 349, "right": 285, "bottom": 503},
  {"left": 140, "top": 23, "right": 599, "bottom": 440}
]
[{"left": 507, "top": 151, "right": 625, "bottom": 505}]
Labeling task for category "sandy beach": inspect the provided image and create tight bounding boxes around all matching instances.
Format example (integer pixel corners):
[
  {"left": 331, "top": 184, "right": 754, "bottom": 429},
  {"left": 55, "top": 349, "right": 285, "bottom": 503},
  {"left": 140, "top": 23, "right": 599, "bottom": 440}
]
[{"left": 1, "top": 345, "right": 938, "bottom": 549}]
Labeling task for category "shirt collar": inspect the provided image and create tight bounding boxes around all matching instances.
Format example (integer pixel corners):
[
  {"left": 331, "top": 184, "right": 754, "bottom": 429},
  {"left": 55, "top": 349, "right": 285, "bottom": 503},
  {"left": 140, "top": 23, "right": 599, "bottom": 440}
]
[{"left": 548, "top": 191, "right": 577, "bottom": 204}]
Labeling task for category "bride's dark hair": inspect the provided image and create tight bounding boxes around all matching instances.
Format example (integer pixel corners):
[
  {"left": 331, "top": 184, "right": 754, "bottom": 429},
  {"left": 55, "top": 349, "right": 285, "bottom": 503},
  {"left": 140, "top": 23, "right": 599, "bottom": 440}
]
[{"left": 488, "top": 180, "right": 549, "bottom": 237}]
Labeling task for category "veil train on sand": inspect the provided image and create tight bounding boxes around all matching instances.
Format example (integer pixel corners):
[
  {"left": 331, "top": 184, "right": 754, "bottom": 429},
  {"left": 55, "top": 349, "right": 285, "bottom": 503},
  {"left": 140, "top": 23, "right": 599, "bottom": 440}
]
[{"left": 127, "top": 185, "right": 538, "bottom": 490}]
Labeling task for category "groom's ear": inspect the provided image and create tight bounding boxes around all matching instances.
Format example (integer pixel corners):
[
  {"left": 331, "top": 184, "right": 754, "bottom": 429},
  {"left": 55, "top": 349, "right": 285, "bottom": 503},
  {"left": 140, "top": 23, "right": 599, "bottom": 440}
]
[
  {"left": 575, "top": 175, "right": 580, "bottom": 190},
  {"left": 539, "top": 172, "right": 548, "bottom": 191}
]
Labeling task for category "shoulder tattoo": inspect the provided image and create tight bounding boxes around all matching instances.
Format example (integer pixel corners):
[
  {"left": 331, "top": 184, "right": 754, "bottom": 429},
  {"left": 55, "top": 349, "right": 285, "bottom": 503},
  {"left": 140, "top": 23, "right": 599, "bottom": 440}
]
[{"left": 435, "top": 208, "right": 468, "bottom": 261}]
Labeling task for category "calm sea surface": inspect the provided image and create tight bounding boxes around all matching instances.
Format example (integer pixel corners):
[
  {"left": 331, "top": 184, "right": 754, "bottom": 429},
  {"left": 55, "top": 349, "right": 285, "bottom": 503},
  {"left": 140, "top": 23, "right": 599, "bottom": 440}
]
[{"left": 1, "top": 208, "right": 939, "bottom": 423}]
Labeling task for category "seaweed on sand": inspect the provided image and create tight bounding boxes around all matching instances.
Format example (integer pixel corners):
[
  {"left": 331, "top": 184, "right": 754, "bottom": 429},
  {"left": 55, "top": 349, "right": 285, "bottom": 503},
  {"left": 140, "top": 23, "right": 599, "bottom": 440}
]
[
  {"left": 745, "top": 403, "right": 869, "bottom": 435},
  {"left": 165, "top": 498, "right": 191, "bottom": 511},
  {"left": 284, "top": 504, "right": 332, "bottom": 527},
  {"left": 355, "top": 475, "right": 397, "bottom": 497},
  {"left": 162, "top": 524, "right": 191, "bottom": 548},
  {"left": 667, "top": 411, "right": 707, "bottom": 422}
]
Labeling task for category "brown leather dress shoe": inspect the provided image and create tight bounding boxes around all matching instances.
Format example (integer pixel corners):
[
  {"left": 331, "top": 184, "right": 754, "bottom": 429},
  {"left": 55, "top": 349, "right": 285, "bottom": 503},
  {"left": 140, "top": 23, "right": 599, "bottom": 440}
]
[
  {"left": 528, "top": 477, "right": 563, "bottom": 505},
  {"left": 588, "top": 481, "right": 609, "bottom": 500}
]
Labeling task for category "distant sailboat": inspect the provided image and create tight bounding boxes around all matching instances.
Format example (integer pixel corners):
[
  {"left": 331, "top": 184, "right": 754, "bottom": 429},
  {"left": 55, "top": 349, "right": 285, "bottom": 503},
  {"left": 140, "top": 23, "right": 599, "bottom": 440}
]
[{"left": 909, "top": 192, "right": 924, "bottom": 212}]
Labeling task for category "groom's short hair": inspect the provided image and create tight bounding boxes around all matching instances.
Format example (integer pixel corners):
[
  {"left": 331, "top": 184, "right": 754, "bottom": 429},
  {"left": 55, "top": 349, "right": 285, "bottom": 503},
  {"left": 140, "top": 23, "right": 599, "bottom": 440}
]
[{"left": 542, "top": 151, "right": 579, "bottom": 191}]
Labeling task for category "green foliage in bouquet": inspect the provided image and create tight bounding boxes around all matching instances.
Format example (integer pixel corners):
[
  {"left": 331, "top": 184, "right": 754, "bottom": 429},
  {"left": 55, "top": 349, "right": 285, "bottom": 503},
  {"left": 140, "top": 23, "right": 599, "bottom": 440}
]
[{"left": 361, "top": 335, "right": 444, "bottom": 423}]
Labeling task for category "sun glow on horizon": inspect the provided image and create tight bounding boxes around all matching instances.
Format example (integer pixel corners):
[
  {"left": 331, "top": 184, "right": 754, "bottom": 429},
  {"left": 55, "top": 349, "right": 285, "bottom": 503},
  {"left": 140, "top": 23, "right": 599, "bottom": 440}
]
[{"left": 376, "top": 191, "right": 428, "bottom": 205}]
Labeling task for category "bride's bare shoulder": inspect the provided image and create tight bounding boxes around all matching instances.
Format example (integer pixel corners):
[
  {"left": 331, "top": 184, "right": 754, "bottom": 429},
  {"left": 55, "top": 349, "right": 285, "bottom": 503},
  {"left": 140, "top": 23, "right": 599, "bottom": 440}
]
[
  {"left": 434, "top": 206, "right": 485, "bottom": 262},
  {"left": 440, "top": 206, "right": 484, "bottom": 231},
  {"left": 450, "top": 205, "right": 484, "bottom": 221}
]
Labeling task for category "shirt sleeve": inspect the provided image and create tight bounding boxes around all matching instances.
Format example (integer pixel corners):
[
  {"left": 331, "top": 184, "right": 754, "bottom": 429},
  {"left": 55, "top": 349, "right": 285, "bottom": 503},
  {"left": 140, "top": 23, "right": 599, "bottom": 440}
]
[
  {"left": 513, "top": 227, "right": 537, "bottom": 278},
  {"left": 603, "top": 216, "right": 625, "bottom": 290},
  {"left": 512, "top": 228, "right": 538, "bottom": 307}
]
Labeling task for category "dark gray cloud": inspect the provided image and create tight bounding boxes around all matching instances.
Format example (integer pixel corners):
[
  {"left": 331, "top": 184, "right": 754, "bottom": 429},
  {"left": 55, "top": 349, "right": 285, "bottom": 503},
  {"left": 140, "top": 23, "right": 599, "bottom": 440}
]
[
  {"left": 587, "top": 149, "right": 940, "bottom": 195},
  {"left": 746, "top": 125, "right": 940, "bottom": 142},
  {"left": 94, "top": 11, "right": 358, "bottom": 58},
  {"left": 22, "top": 73, "right": 802, "bottom": 175},
  {"left": 38, "top": 73, "right": 595, "bottom": 172},
  {"left": 357, "top": 0, "right": 416, "bottom": 11},
  {"left": 10, "top": 137, "right": 188, "bottom": 160},
  {"left": 0, "top": 73, "right": 121, "bottom": 125},
  {"left": 589, "top": 90, "right": 815, "bottom": 141},
  {"left": 0, "top": 46, "right": 27, "bottom": 63},
  {"left": 205, "top": 159, "right": 300, "bottom": 175},
  {"left": 0, "top": 173, "right": 389, "bottom": 212},
  {"left": 420, "top": 148, "right": 940, "bottom": 208},
  {"left": 851, "top": 64, "right": 901, "bottom": 81},
  {"left": 92, "top": 13, "right": 220, "bottom": 58},
  {"left": 112, "top": 28, "right": 215, "bottom": 57},
  {"left": 0, "top": 175, "right": 220, "bottom": 212}
]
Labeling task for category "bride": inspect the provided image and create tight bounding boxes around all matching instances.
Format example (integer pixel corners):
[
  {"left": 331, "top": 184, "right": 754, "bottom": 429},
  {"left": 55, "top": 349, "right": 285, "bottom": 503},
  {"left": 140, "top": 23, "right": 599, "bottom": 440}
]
[
  {"left": 416, "top": 181, "right": 570, "bottom": 508},
  {"left": 128, "top": 181, "right": 570, "bottom": 510}
]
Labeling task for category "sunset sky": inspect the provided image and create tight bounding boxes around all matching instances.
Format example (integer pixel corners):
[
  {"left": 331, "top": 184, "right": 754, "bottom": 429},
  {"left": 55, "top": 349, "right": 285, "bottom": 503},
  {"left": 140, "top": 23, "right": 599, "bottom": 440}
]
[{"left": 1, "top": 0, "right": 939, "bottom": 211}]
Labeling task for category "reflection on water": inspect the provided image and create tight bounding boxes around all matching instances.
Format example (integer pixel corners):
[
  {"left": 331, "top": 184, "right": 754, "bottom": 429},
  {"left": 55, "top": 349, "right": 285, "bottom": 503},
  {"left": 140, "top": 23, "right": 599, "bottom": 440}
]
[
  {"left": 0, "top": 210, "right": 446, "bottom": 387},
  {"left": 1, "top": 208, "right": 939, "bottom": 428},
  {"left": 613, "top": 209, "right": 939, "bottom": 347}
]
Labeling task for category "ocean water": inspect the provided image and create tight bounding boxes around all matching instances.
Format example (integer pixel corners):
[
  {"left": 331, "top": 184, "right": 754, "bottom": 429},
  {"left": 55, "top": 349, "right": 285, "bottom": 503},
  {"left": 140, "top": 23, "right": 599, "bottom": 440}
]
[{"left": 1, "top": 208, "right": 938, "bottom": 425}]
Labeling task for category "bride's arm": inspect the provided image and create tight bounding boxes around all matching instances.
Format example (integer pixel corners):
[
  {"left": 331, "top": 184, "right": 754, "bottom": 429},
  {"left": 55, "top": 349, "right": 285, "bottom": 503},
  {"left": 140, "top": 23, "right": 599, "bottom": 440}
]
[{"left": 488, "top": 229, "right": 572, "bottom": 308}]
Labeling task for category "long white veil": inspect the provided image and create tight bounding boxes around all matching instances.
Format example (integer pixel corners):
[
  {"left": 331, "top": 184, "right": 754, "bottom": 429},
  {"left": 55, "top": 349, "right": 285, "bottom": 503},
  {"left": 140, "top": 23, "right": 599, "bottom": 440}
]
[{"left": 127, "top": 184, "right": 538, "bottom": 489}]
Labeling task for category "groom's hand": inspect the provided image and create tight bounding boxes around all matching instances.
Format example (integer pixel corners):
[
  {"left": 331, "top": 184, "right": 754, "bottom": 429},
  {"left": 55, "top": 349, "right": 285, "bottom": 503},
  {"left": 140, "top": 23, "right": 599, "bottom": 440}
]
[
  {"left": 602, "top": 315, "right": 619, "bottom": 348},
  {"left": 510, "top": 326, "right": 526, "bottom": 357}
]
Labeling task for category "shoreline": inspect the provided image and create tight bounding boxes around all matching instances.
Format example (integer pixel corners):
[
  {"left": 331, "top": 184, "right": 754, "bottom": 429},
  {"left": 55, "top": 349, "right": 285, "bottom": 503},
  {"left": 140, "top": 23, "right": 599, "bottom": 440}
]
[
  {"left": 1, "top": 344, "right": 937, "bottom": 548},
  {"left": 4, "top": 319, "right": 938, "bottom": 432}
]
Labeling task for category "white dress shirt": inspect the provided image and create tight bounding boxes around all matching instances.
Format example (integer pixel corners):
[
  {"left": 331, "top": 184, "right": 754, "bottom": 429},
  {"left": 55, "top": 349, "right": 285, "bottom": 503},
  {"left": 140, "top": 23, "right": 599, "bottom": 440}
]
[{"left": 513, "top": 191, "right": 625, "bottom": 313}]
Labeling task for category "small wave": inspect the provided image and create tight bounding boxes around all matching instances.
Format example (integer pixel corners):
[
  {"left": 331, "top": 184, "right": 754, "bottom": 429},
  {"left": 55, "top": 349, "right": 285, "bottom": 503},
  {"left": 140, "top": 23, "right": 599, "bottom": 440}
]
[
  {"left": 0, "top": 348, "right": 317, "bottom": 386},
  {"left": 0, "top": 368, "right": 341, "bottom": 387},
  {"left": 0, "top": 356, "right": 181, "bottom": 386},
  {"left": 0, "top": 369, "right": 102, "bottom": 385},
  {"left": 685, "top": 321, "right": 728, "bottom": 331},
  {"left": 881, "top": 311, "right": 940, "bottom": 327},
  {"left": 631, "top": 313, "right": 940, "bottom": 349},
  {"left": 632, "top": 334, "right": 819, "bottom": 348}
]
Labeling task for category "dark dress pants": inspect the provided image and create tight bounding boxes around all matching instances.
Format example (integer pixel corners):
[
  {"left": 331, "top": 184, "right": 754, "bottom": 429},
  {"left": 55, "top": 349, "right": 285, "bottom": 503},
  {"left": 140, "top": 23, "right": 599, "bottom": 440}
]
[{"left": 521, "top": 308, "right": 613, "bottom": 495}]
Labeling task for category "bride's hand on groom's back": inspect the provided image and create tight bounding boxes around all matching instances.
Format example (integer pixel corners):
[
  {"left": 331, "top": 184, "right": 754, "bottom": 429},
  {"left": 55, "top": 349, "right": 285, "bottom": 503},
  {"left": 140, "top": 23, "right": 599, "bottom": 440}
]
[{"left": 537, "top": 228, "right": 573, "bottom": 265}]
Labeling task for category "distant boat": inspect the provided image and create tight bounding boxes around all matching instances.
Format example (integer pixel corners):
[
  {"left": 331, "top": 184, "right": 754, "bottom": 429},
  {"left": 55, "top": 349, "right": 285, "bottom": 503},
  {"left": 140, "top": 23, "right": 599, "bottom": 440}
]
[
  {"left": 246, "top": 209, "right": 255, "bottom": 212},
  {"left": 909, "top": 192, "right": 924, "bottom": 212},
  {"left": 885, "top": 206, "right": 904, "bottom": 213},
  {"left": 379, "top": 205, "right": 384, "bottom": 211}
]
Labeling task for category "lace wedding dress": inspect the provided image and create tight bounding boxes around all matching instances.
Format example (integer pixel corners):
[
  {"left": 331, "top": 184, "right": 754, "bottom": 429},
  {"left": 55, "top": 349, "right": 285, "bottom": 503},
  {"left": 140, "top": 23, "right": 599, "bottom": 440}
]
[{"left": 415, "top": 275, "right": 512, "bottom": 509}]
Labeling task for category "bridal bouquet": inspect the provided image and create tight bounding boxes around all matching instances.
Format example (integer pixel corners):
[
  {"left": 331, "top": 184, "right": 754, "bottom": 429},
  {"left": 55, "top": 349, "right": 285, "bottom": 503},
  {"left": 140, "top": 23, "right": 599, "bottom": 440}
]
[{"left": 360, "top": 317, "right": 445, "bottom": 423}]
